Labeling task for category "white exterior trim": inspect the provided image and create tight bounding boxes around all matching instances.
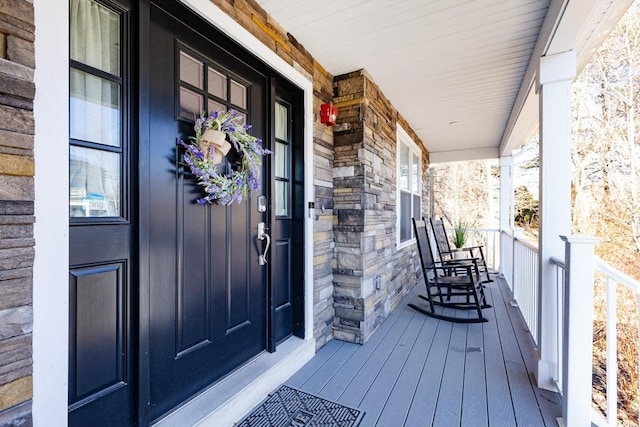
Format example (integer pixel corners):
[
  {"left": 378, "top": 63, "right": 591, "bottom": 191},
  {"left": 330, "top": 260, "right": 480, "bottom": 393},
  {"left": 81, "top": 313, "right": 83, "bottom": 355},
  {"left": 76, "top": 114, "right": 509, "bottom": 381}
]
[
  {"left": 396, "top": 124, "right": 421, "bottom": 248},
  {"left": 33, "top": 0, "right": 315, "bottom": 425},
  {"left": 429, "top": 146, "right": 499, "bottom": 164},
  {"left": 33, "top": 0, "right": 70, "bottom": 425}
]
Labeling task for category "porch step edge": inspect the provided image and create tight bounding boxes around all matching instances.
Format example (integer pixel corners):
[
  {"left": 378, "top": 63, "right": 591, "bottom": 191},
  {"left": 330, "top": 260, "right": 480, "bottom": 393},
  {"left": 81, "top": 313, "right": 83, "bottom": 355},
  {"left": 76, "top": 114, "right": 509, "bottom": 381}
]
[{"left": 152, "top": 336, "right": 316, "bottom": 427}]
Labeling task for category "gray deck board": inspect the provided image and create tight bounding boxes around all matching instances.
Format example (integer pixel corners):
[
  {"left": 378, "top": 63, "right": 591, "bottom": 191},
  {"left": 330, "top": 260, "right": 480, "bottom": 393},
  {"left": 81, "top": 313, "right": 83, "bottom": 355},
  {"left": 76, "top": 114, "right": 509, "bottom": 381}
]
[
  {"left": 318, "top": 304, "right": 415, "bottom": 402},
  {"left": 461, "top": 320, "right": 488, "bottom": 427},
  {"left": 284, "top": 338, "right": 345, "bottom": 388},
  {"left": 483, "top": 285, "right": 518, "bottom": 427},
  {"left": 374, "top": 313, "right": 439, "bottom": 426},
  {"left": 357, "top": 312, "right": 426, "bottom": 426},
  {"left": 496, "top": 280, "right": 562, "bottom": 426},
  {"left": 284, "top": 276, "right": 561, "bottom": 427},
  {"left": 491, "top": 282, "right": 547, "bottom": 426},
  {"left": 431, "top": 309, "right": 468, "bottom": 427}
]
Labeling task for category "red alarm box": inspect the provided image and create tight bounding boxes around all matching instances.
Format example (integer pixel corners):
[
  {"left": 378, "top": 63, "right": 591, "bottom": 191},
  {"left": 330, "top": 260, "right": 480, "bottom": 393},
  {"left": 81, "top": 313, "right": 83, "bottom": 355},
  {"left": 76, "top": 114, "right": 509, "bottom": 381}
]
[{"left": 320, "top": 103, "right": 338, "bottom": 126}]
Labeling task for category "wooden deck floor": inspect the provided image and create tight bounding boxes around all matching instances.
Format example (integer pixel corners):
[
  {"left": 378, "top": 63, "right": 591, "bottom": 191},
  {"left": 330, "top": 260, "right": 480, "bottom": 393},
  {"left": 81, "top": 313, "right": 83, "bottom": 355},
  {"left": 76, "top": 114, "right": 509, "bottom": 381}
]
[{"left": 285, "top": 276, "right": 562, "bottom": 427}]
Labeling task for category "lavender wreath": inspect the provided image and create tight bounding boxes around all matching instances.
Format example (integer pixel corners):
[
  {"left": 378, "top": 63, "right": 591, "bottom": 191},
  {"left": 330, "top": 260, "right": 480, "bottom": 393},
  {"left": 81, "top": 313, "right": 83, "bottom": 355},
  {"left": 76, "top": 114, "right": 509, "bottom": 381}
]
[{"left": 179, "top": 109, "right": 270, "bottom": 205}]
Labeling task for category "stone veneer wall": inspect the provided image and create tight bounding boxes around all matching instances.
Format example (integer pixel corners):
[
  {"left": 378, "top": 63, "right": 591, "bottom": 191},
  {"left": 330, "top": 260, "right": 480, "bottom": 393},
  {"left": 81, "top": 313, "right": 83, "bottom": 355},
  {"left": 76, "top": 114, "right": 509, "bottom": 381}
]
[
  {"left": 209, "top": 0, "right": 336, "bottom": 349},
  {"left": 0, "top": 1, "right": 35, "bottom": 426},
  {"left": 332, "top": 70, "right": 429, "bottom": 343}
]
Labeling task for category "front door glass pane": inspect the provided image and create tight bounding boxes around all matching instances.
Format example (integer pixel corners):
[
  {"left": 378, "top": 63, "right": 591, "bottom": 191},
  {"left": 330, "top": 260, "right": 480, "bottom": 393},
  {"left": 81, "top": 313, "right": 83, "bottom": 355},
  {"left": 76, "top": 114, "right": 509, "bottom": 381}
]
[
  {"left": 230, "top": 80, "right": 246, "bottom": 109},
  {"left": 275, "top": 142, "right": 288, "bottom": 178},
  {"left": 180, "top": 87, "right": 202, "bottom": 121},
  {"left": 275, "top": 181, "right": 288, "bottom": 217},
  {"left": 275, "top": 103, "right": 287, "bottom": 140},
  {"left": 70, "top": 0, "right": 120, "bottom": 76},
  {"left": 179, "top": 51, "right": 203, "bottom": 89},
  {"left": 208, "top": 67, "right": 227, "bottom": 99},
  {"left": 70, "top": 69, "right": 121, "bottom": 147},
  {"left": 207, "top": 99, "right": 226, "bottom": 115},
  {"left": 70, "top": 146, "right": 121, "bottom": 217}
]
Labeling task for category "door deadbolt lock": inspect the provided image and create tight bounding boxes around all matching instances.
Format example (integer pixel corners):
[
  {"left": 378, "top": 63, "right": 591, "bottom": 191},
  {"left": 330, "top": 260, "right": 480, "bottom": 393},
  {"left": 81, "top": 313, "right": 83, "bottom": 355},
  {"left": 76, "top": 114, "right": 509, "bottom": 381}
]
[{"left": 257, "top": 195, "right": 267, "bottom": 213}]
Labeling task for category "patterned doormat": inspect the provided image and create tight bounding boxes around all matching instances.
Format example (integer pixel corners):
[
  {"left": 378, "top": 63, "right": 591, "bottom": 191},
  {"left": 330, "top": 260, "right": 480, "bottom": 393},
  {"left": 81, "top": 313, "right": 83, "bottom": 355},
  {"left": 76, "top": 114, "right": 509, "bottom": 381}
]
[{"left": 234, "top": 385, "right": 364, "bottom": 427}]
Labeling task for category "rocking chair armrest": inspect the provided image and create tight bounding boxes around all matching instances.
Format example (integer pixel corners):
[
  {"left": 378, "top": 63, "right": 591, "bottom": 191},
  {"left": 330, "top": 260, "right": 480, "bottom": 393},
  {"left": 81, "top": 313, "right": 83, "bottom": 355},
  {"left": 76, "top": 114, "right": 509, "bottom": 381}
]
[
  {"left": 463, "top": 245, "right": 484, "bottom": 250},
  {"left": 426, "top": 264, "right": 472, "bottom": 275},
  {"left": 439, "top": 257, "right": 481, "bottom": 267}
]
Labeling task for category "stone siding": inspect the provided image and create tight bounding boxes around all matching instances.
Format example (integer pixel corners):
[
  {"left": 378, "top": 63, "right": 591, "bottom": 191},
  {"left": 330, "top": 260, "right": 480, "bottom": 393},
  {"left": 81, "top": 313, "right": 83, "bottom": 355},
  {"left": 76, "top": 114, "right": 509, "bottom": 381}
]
[
  {"left": 333, "top": 70, "right": 429, "bottom": 343},
  {"left": 0, "top": 1, "right": 35, "bottom": 426},
  {"left": 209, "top": 0, "right": 336, "bottom": 349}
]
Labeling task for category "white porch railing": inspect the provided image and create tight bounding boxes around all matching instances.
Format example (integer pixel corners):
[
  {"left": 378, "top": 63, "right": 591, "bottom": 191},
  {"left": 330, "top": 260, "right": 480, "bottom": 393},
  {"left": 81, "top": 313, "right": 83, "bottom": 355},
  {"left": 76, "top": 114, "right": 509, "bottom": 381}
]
[
  {"left": 500, "top": 229, "right": 540, "bottom": 345},
  {"left": 500, "top": 231, "right": 513, "bottom": 288},
  {"left": 508, "top": 236, "right": 640, "bottom": 427},
  {"left": 446, "top": 227, "right": 500, "bottom": 271},
  {"left": 551, "top": 239, "right": 640, "bottom": 427},
  {"left": 468, "top": 228, "right": 639, "bottom": 427},
  {"left": 589, "top": 256, "right": 640, "bottom": 427},
  {"left": 512, "top": 236, "right": 540, "bottom": 344}
]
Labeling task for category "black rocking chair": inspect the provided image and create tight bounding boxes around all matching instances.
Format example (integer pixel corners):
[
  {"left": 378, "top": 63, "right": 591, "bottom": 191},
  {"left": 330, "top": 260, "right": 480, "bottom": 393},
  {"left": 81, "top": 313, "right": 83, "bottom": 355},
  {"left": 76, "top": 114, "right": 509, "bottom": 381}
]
[
  {"left": 429, "top": 217, "right": 493, "bottom": 284},
  {"left": 408, "top": 218, "right": 490, "bottom": 323}
]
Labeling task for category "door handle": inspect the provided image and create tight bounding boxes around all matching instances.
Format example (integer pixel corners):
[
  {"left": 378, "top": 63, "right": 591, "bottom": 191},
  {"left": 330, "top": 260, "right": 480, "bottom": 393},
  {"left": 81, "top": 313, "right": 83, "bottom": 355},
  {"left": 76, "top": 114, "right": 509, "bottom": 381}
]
[{"left": 257, "top": 222, "right": 271, "bottom": 266}]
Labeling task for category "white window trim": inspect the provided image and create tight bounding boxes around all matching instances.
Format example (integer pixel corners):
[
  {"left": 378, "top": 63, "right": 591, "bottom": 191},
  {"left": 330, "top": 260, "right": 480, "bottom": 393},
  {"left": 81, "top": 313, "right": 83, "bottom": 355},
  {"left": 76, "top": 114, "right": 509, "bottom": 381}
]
[{"left": 396, "top": 124, "right": 422, "bottom": 249}]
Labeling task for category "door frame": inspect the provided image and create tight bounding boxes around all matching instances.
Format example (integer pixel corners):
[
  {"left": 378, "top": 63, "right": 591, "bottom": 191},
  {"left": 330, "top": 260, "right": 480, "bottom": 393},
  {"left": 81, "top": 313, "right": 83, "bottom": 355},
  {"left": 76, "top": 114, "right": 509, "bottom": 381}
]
[{"left": 33, "top": 0, "right": 315, "bottom": 424}]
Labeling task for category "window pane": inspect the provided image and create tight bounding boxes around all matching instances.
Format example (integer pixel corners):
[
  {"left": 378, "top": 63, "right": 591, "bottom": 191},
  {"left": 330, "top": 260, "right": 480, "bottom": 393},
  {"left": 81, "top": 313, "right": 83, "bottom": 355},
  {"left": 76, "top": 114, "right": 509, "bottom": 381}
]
[
  {"left": 413, "top": 194, "right": 421, "bottom": 222},
  {"left": 207, "top": 99, "right": 226, "bottom": 115},
  {"left": 70, "top": 146, "right": 121, "bottom": 218},
  {"left": 230, "top": 80, "right": 246, "bottom": 109},
  {"left": 208, "top": 67, "right": 227, "bottom": 98},
  {"left": 275, "top": 181, "right": 289, "bottom": 217},
  {"left": 70, "top": 0, "right": 120, "bottom": 76},
  {"left": 399, "top": 143, "right": 409, "bottom": 190},
  {"left": 400, "top": 191, "right": 411, "bottom": 242},
  {"left": 180, "top": 86, "right": 202, "bottom": 121},
  {"left": 236, "top": 112, "right": 247, "bottom": 128},
  {"left": 412, "top": 153, "right": 419, "bottom": 193},
  {"left": 275, "top": 141, "right": 288, "bottom": 179},
  {"left": 180, "top": 51, "right": 203, "bottom": 89},
  {"left": 70, "top": 68, "right": 121, "bottom": 147},
  {"left": 275, "top": 102, "right": 288, "bottom": 140}
]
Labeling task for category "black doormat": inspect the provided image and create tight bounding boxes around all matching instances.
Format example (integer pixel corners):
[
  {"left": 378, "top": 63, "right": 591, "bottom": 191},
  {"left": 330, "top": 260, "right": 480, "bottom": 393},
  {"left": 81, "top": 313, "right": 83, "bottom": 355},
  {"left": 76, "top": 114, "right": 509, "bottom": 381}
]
[{"left": 234, "top": 385, "right": 364, "bottom": 427}]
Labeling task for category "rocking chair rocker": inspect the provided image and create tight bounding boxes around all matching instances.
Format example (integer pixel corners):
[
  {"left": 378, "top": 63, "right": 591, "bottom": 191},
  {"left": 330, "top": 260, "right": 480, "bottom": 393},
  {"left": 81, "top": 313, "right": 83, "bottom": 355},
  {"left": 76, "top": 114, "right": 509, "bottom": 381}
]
[{"left": 409, "top": 218, "right": 490, "bottom": 323}]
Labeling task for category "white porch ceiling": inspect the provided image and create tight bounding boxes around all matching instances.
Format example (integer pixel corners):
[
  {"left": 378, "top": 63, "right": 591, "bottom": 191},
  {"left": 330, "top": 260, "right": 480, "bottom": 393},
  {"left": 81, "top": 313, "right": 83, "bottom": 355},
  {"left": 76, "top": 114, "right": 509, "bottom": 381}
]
[{"left": 255, "top": 0, "right": 632, "bottom": 162}]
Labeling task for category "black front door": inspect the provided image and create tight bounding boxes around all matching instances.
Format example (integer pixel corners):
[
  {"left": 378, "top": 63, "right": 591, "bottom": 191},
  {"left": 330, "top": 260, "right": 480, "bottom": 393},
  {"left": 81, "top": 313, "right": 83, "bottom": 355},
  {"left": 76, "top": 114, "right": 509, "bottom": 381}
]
[{"left": 147, "top": 4, "right": 268, "bottom": 419}]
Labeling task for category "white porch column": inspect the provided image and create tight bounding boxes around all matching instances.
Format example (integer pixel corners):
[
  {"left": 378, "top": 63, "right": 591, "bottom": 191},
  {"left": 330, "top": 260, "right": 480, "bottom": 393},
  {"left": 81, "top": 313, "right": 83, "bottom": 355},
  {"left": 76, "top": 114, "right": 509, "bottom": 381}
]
[
  {"left": 560, "top": 235, "right": 599, "bottom": 427},
  {"left": 536, "top": 50, "right": 576, "bottom": 390},
  {"left": 499, "top": 156, "right": 513, "bottom": 278}
]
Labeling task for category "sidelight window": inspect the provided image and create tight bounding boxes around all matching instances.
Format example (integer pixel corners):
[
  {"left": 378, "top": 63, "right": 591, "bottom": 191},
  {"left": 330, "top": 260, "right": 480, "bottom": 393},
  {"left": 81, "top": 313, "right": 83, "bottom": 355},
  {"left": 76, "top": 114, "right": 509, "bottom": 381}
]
[
  {"left": 69, "top": 0, "right": 125, "bottom": 218},
  {"left": 274, "top": 101, "right": 290, "bottom": 217}
]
